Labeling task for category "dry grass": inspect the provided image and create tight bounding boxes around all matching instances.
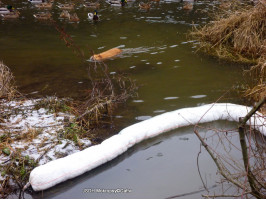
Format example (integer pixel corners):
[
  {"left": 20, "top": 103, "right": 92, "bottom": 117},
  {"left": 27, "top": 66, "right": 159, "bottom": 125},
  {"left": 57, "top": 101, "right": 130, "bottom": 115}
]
[
  {"left": 34, "top": 96, "right": 72, "bottom": 114},
  {"left": 244, "top": 56, "right": 266, "bottom": 113},
  {"left": 191, "top": 1, "right": 266, "bottom": 109},
  {"left": 191, "top": 2, "right": 266, "bottom": 62},
  {"left": 0, "top": 62, "right": 18, "bottom": 100},
  {"left": 72, "top": 73, "right": 137, "bottom": 132}
]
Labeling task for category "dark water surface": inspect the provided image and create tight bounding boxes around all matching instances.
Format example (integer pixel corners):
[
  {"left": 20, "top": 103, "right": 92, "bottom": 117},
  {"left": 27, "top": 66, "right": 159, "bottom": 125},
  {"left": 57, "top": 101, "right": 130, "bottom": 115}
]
[{"left": 1, "top": 0, "right": 247, "bottom": 198}]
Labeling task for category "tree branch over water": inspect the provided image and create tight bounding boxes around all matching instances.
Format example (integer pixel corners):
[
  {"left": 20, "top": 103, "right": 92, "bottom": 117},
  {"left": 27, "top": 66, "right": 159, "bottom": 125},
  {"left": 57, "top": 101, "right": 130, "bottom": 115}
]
[
  {"left": 194, "top": 97, "right": 266, "bottom": 198},
  {"left": 238, "top": 97, "right": 265, "bottom": 198}
]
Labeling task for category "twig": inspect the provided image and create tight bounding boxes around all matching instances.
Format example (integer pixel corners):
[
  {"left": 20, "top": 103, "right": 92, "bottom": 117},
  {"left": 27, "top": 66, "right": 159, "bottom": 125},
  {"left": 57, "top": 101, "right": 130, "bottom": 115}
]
[
  {"left": 166, "top": 184, "right": 217, "bottom": 199},
  {"left": 197, "top": 144, "right": 209, "bottom": 192},
  {"left": 194, "top": 128, "right": 245, "bottom": 190},
  {"left": 36, "top": 144, "right": 55, "bottom": 163},
  {"left": 202, "top": 192, "right": 250, "bottom": 198}
]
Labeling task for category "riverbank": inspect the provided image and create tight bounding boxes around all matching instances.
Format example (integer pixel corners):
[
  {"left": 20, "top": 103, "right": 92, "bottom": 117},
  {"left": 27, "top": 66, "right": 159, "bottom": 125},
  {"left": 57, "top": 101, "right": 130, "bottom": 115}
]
[
  {"left": 191, "top": 0, "right": 265, "bottom": 111},
  {"left": 0, "top": 97, "right": 93, "bottom": 198},
  {"left": 0, "top": 62, "right": 91, "bottom": 198},
  {"left": 0, "top": 61, "right": 134, "bottom": 198},
  {"left": 0, "top": 0, "right": 264, "bottom": 198}
]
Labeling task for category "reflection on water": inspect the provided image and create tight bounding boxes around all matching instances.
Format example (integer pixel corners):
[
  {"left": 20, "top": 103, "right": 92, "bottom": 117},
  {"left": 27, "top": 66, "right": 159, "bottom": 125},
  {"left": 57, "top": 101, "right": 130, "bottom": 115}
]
[{"left": 0, "top": 0, "right": 246, "bottom": 198}]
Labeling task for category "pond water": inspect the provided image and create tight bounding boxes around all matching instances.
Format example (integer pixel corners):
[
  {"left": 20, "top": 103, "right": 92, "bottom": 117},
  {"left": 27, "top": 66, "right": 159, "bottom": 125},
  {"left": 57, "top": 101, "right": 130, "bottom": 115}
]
[{"left": 1, "top": 0, "right": 248, "bottom": 198}]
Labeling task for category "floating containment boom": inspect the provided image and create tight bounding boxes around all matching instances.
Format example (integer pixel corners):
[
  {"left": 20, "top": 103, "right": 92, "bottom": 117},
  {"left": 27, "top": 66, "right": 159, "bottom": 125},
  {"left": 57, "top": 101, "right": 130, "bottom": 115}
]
[{"left": 29, "top": 103, "right": 265, "bottom": 191}]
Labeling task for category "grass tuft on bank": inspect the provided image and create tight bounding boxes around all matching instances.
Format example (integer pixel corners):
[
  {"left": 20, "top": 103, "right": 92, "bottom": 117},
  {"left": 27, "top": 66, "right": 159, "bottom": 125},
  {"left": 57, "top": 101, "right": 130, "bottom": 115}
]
[
  {"left": 191, "top": 2, "right": 265, "bottom": 63},
  {"left": 0, "top": 62, "right": 18, "bottom": 100}
]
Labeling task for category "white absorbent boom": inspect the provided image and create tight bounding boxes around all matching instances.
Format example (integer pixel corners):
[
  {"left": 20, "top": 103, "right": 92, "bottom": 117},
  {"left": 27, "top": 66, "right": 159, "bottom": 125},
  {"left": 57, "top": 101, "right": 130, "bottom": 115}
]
[{"left": 29, "top": 103, "right": 265, "bottom": 191}]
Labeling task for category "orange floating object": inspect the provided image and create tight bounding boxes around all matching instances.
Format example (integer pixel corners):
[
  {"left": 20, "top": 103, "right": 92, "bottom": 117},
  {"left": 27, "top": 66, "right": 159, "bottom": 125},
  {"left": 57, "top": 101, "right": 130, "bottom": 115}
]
[{"left": 91, "top": 48, "right": 122, "bottom": 61}]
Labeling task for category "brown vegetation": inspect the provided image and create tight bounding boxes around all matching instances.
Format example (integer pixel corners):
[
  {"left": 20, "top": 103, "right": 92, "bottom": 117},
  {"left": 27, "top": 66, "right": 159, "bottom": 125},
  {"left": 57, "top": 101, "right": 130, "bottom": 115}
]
[
  {"left": 244, "top": 56, "right": 266, "bottom": 113},
  {"left": 191, "top": 2, "right": 265, "bottom": 62},
  {"left": 191, "top": 1, "right": 265, "bottom": 110},
  {"left": 0, "top": 61, "right": 18, "bottom": 100}
]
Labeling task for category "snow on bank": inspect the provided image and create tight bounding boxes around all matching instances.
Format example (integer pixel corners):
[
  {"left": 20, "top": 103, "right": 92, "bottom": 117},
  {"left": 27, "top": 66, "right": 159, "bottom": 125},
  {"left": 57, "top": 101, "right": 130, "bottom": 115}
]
[
  {"left": 0, "top": 98, "right": 92, "bottom": 180},
  {"left": 29, "top": 103, "right": 265, "bottom": 191}
]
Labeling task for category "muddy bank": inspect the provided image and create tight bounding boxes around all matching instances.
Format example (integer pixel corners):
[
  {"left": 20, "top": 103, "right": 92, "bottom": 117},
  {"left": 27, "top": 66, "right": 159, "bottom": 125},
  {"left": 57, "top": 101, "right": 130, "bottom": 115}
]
[{"left": 0, "top": 57, "right": 135, "bottom": 198}]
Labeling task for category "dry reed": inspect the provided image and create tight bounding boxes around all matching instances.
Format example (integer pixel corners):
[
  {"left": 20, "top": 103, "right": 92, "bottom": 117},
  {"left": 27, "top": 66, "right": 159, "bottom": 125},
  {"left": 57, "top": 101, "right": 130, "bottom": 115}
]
[
  {"left": 244, "top": 56, "right": 266, "bottom": 113},
  {"left": 191, "top": 1, "right": 266, "bottom": 110},
  {"left": 191, "top": 2, "right": 265, "bottom": 62},
  {"left": 0, "top": 62, "right": 17, "bottom": 100}
]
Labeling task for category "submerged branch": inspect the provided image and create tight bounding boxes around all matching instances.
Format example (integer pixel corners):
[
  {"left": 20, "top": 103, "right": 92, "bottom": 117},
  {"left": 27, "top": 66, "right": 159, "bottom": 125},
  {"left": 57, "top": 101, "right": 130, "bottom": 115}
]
[{"left": 193, "top": 128, "right": 246, "bottom": 191}]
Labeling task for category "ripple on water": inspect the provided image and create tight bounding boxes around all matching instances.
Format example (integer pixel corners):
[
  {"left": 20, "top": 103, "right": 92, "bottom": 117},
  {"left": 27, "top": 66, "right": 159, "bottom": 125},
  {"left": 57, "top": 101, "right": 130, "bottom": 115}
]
[
  {"left": 146, "top": 17, "right": 162, "bottom": 19},
  {"left": 182, "top": 40, "right": 197, "bottom": 44},
  {"left": 157, "top": 152, "right": 163, "bottom": 157},
  {"left": 122, "top": 47, "right": 155, "bottom": 55},
  {"left": 135, "top": 116, "right": 152, "bottom": 121},
  {"left": 170, "top": 44, "right": 178, "bottom": 48},
  {"left": 153, "top": 110, "right": 166, "bottom": 113},
  {"left": 133, "top": 100, "right": 144, "bottom": 103},
  {"left": 115, "top": 115, "right": 123, "bottom": 118},
  {"left": 177, "top": 21, "right": 186, "bottom": 25},
  {"left": 164, "top": 97, "right": 179, "bottom": 100},
  {"left": 190, "top": 95, "right": 207, "bottom": 99},
  {"left": 115, "top": 44, "right": 126, "bottom": 48}
]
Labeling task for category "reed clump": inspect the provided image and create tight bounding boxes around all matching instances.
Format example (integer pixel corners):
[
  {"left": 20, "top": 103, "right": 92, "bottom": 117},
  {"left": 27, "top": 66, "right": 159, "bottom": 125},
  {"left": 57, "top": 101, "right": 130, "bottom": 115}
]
[
  {"left": 0, "top": 62, "right": 17, "bottom": 100},
  {"left": 244, "top": 55, "right": 266, "bottom": 113},
  {"left": 191, "top": 2, "right": 265, "bottom": 63},
  {"left": 191, "top": 1, "right": 266, "bottom": 110}
]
